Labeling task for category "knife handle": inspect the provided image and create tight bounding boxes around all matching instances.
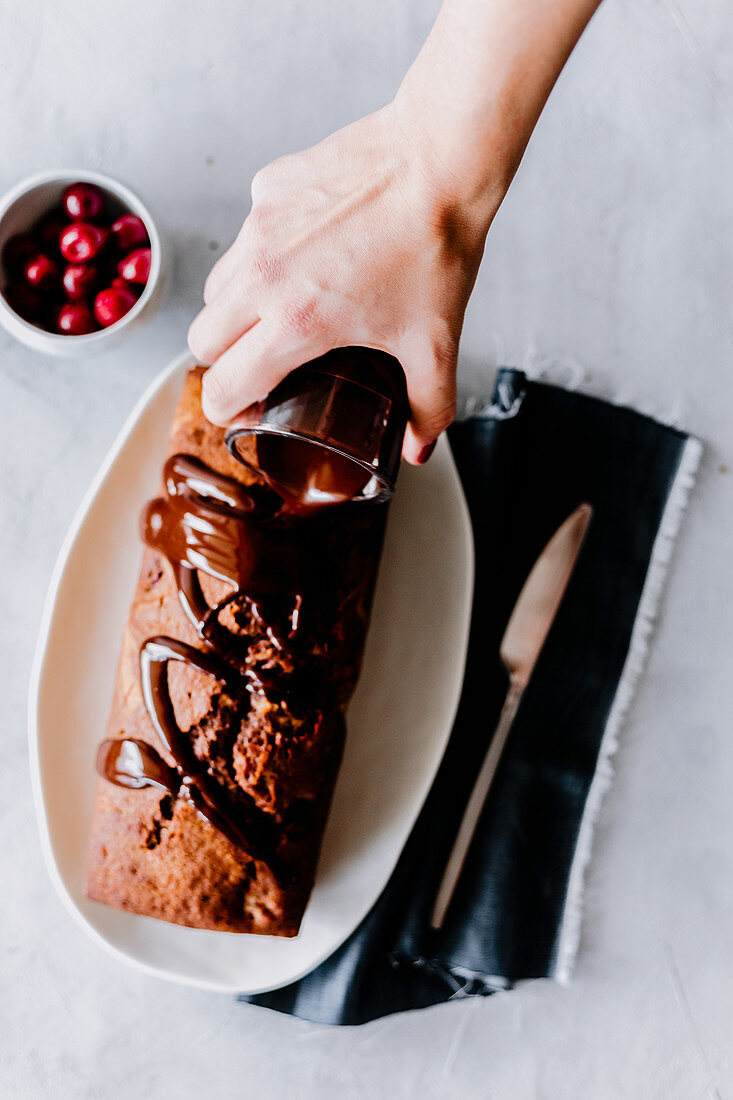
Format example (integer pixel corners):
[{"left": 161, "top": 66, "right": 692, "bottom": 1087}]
[{"left": 430, "top": 680, "right": 524, "bottom": 930}]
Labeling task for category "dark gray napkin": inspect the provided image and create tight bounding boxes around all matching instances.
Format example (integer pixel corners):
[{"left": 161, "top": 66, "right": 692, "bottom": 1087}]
[{"left": 240, "top": 368, "right": 701, "bottom": 1024}]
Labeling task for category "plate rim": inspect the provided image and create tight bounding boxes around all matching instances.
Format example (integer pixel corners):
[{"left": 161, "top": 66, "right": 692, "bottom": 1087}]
[
  {"left": 27, "top": 351, "right": 199, "bottom": 984},
  {"left": 27, "top": 351, "right": 475, "bottom": 994}
]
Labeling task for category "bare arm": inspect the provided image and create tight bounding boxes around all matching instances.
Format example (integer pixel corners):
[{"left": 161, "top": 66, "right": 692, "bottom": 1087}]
[{"left": 188, "top": 0, "right": 602, "bottom": 463}]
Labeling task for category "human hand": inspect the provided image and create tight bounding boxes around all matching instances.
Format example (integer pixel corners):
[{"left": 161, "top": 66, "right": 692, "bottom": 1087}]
[
  {"left": 187, "top": 102, "right": 499, "bottom": 464},
  {"left": 189, "top": 0, "right": 601, "bottom": 462}
]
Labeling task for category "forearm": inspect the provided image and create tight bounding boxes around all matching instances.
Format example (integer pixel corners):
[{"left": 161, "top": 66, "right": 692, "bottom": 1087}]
[{"left": 395, "top": 0, "right": 602, "bottom": 221}]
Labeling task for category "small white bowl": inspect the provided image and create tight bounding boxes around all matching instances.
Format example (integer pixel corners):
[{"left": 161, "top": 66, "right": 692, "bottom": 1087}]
[{"left": 0, "top": 169, "right": 163, "bottom": 356}]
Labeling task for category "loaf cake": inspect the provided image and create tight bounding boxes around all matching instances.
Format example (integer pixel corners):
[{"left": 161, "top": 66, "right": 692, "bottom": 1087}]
[{"left": 85, "top": 366, "right": 388, "bottom": 936}]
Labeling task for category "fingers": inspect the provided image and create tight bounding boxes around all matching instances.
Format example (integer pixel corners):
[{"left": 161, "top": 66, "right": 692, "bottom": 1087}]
[
  {"left": 398, "top": 335, "right": 458, "bottom": 465},
  {"left": 200, "top": 319, "right": 332, "bottom": 426},
  {"left": 402, "top": 422, "right": 438, "bottom": 465},
  {"left": 203, "top": 241, "right": 242, "bottom": 305},
  {"left": 188, "top": 277, "right": 260, "bottom": 365}
]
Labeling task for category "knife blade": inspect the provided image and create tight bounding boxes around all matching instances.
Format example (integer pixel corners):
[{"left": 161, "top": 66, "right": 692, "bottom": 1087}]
[{"left": 430, "top": 502, "right": 593, "bottom": 930}]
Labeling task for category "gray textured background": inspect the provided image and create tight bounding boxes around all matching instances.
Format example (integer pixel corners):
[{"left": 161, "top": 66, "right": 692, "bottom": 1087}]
[{"left": 2, "top": 0, "right": 732, "bottom": 1096}]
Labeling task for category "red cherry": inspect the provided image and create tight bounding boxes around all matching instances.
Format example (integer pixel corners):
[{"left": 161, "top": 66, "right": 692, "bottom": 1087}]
[
  {"left": 24, "top": 253, "right": 59, "bottom": 292},
  {"left": 109, "top": 214, "right": 149, "bottom": 251},
  {"left": 2, "top": 233, "right": 37, "bottom": 274},
  {"left": 94, "top": 286, "right": 136, "bottom": 327},
  {"left": 60, "top": 223, "right": 108, "bottom": 263},
  {"left": 117, "top": 247, "right": 151, "bottom": 285},
  {"left": 63, "top": 263, "right": 98, "bottom": 301},
  {"left": 63, "top": 182, "right": 105, "bottom": 221},
  {"left": 3, "top": 283, "right": 43, "bottom": 323},
  {"left": 34, "top": 211, "right": 67, "bottom": 251},
  {"left": 110, "top": 275, "right": 142, "bottom": 297},
  {"left": 57, "top": 303, "right": 97, "bottom": 335}
]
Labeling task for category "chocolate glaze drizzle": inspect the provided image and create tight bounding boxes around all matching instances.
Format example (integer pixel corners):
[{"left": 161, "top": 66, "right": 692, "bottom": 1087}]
[
  {"left": 97, "top": 737, "right": 178, "bottom": 793},
  {"left": 141, "top": 454, "right": 298, "bottom": 651},
  {"left": 96, "top": 447, "right": 380, "bottom": 882}
]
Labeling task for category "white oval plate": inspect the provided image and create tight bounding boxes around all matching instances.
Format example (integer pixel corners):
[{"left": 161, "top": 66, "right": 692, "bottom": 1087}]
[{"left": 28, "top": 351, "right": 474, "bottom": 994}]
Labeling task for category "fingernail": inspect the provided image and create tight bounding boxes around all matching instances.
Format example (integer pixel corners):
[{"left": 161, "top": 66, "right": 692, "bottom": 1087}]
[{"left": 417, "top": 441, "right": 436, "bottom": 465}]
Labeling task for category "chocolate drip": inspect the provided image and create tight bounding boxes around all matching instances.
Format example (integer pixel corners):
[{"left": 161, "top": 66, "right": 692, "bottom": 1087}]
[
  {"left": 133, "top": 635, "right": 294, "bottom": 883},
  {"left": 141, "top": 453, "right": 300, "bottom": 649},
  {"left": 97, "top": 738, "right": 178, "bottom": 793},
  {"left": 97, "top": 450, "right": 379, "bottom": 878}
]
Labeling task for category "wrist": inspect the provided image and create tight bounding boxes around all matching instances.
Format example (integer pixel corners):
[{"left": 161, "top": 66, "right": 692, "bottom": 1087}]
[
  {"left": 390, "top": 0, "right": 598, "bottom": 233},
  {"left": 389, "top": 83, "right": 514, "bottom": 242}
]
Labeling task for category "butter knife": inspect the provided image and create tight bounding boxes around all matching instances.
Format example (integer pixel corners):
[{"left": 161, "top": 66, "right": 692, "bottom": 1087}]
[{"left": 430, "top": 502, "right": 593, "bottom": 930}]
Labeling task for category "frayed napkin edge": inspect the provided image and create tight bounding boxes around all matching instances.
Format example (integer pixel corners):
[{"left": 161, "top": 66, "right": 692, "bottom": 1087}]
[
  {"left": 460, "top": 365, "right": 703, "bottom": 987},
  {"left": 552, "top": 433, "right": 703, "bottom": 985}
]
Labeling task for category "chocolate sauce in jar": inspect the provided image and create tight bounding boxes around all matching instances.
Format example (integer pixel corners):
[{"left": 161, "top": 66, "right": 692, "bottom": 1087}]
[
  {"left": 255, "top": 435, "right": 378, "bottom": 515},
  {"left": 227, "top": 347, "right": 409, "bottom": 508}
]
